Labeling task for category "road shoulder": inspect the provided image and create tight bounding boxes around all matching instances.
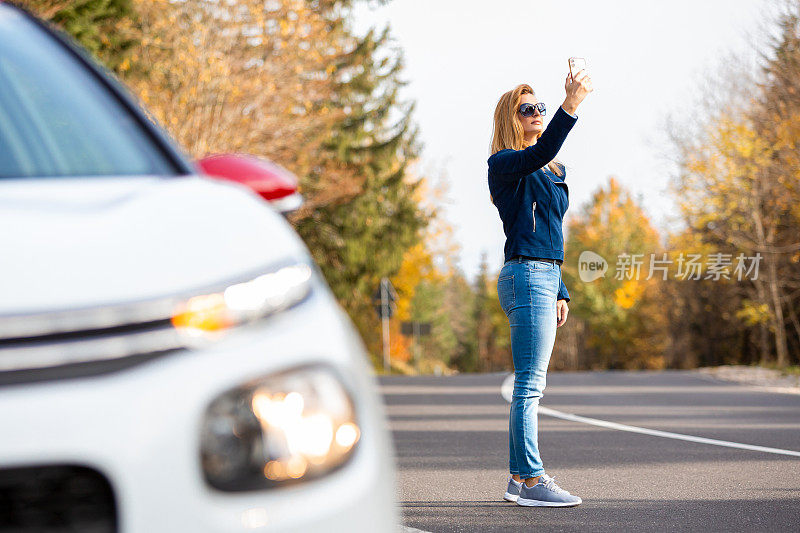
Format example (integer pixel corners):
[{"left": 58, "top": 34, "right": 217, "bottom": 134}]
[{"left": 696, "top": 365, "right": 800, "bottom": 395}]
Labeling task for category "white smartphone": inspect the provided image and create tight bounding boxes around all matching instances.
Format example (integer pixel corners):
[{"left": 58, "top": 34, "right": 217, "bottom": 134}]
[{"left": 568, "top": 57, "right": 587, "bottom": 81}]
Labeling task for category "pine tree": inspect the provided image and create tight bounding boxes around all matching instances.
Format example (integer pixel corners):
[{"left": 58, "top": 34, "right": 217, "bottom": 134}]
[
  {"left": 19, "top": 0, "right": 138, "bottom": 73},
  {"left": 757, "top": 2, "right": 800, "bottom": 118},
  {"left": 444, "top": 269, "right": 480, "bottom": 372},
  {"left": 291, "top": 20, "right": 434, "bottom": 351}
]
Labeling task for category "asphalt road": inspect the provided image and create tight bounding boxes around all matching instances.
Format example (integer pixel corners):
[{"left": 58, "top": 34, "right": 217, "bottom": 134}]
[{"left": 380, "top": 370, "right": 800, "bottom": 532}]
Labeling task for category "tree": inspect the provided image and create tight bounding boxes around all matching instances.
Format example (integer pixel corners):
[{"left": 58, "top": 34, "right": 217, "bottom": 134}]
[
  {"left": 290, "top": 21, "right": 435, "bottom": 356},
  {"left": 662, "top": 1, "right": 800, "bottom": 368},
  {"left": 753, "top": 0, "right": 800, "bottom": 365},
  {"left": 20, "top": 0, "right": 138, "bottom": 73},
  {"left": 471, "top": 253, "right": 493, "bottom": 372},
  {"left": 563, "top": 177, "right": 670, "bottom": 369},
  {"left": 674, "top": 111, "right": 794, "bottom": 366}
]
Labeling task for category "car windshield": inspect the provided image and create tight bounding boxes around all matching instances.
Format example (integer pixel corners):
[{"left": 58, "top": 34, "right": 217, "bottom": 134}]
[{"left": 0, "top": 7, "right": 179, "bottom": 178}]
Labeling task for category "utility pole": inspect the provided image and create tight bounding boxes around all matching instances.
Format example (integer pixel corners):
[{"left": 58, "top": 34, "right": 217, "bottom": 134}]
[{"left": 381, "top": 278, "right": 390, "bottom": 373}]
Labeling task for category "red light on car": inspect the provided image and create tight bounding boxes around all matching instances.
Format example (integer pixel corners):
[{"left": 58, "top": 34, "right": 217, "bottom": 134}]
[{"left": 197, "top": 154, "right": 299, "bottom": 202}]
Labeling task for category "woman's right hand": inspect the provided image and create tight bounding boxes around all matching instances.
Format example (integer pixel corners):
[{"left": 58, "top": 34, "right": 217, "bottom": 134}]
[{"left": 562, "top": 69, "right": 593, "bottom": 115}]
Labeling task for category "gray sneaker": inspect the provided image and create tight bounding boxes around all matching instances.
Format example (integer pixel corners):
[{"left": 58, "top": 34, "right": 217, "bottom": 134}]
[
  {"left": 503, "top": 475, "right": 522, "bottom": 502},
  {"left": 516, "top": 473, "right": 582, "bottom": 507}
]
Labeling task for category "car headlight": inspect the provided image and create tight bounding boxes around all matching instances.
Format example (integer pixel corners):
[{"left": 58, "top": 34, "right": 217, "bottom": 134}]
[
  {"left": 200, "top": 363, "right": 361, "bottom": 491},
  {"left": 171, "top": 261, "right": 313, "bottom": 336}
]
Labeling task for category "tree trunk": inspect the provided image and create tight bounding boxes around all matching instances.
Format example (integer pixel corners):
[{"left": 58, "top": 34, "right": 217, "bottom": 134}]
[
  {"left": 765, "top": 252, "right": 789, "bottom": 366},
  {"left": 754, "top": 279, "right": 772, "bottom": 365},
  {"left": 783, "top": 294, "right": 800, "bottom": 356}
]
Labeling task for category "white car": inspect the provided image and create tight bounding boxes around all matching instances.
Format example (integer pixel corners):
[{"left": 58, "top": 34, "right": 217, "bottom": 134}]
[{"left": 0, "top": 4, "right": 399, "bottom": 532}]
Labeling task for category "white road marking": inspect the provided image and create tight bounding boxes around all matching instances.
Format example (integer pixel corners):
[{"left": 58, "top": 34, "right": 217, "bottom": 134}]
[{"left": 500, "top": 373, "right": 800, "bottom": 458}]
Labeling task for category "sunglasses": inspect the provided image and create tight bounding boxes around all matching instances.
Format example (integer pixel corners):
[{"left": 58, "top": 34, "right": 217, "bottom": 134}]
[{"left": 518, "top": 102, "right": 546, "bottom": 117}]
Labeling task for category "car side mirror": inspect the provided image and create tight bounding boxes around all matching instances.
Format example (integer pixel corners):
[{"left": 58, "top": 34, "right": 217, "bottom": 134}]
[{"left": 196, "top": 154, "right": 304, "bottom": 215}]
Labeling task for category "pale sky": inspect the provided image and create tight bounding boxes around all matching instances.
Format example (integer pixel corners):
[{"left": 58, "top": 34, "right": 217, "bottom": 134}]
[{"left": 352, "top": 0, "right": 767, "bottom": 280}]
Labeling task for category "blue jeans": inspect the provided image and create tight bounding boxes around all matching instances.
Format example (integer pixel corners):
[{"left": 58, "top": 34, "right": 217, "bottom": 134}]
[{"left": 497, "top": 257, "right": 560, "bottom": 478}]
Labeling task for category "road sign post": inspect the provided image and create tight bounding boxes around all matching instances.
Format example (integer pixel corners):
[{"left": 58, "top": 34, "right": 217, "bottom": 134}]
[
  {"left": 400, "top": 321, "right": 431, "bottom": 365},
  {"left": 373, "top": 278, "right": 397, "bottom": 373}
]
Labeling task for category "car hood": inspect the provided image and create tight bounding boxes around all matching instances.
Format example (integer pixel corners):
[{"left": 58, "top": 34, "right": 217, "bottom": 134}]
[{"left": 0, "top": 175, "right": 311, "bottom": 315}]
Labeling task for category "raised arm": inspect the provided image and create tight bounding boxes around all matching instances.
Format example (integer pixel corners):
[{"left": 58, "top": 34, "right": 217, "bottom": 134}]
[
  {"left": 488, "top": 68, "right": 592, "bottom": 184},
  {"left": 487, "top": 105, "right": 578, "bottom": 183}
]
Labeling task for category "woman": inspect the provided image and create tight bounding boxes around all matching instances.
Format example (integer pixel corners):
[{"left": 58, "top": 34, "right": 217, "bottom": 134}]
[{"left": 487, "top": 68, "right": 592, "bottom": 507}]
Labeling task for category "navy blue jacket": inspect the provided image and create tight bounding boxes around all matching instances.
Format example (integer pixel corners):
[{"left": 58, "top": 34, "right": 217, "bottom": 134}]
[{"left": 487, "top": 105, "right": 578, "bottom": 302}]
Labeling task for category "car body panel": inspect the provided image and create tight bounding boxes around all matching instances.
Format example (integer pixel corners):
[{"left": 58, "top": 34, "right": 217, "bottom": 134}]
[{"left": 0, "top": 175, "right": 308, "bottom": 314}]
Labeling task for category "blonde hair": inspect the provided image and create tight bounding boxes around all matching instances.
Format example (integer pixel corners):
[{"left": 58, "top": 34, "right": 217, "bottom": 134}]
[{"left": 490, "top": 83, "right": 564, "bottom": 177}]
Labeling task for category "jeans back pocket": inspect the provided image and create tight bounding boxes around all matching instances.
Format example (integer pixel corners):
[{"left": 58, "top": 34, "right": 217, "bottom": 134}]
[{"left": 497, "top": 273, "right": 515, "bottom": 315}]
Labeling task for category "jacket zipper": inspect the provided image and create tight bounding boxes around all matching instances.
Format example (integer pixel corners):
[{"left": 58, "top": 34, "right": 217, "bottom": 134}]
[{"left": 532, "top": 201, "right": 536, "bottom": 232}]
